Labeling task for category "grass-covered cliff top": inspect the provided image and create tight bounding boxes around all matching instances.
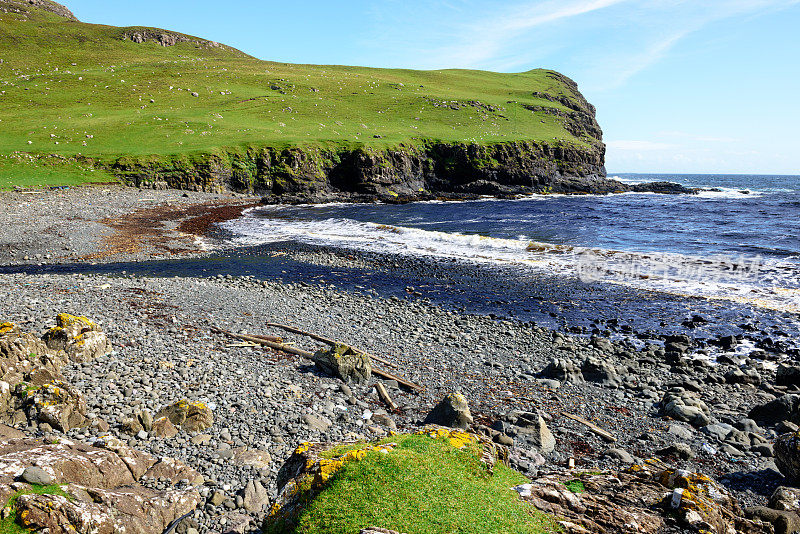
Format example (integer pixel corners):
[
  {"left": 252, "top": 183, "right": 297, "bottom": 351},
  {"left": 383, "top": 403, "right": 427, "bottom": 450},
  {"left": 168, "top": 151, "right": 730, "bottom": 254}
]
[{"left": 0, "top": 1, "right": 600, "bottom": 156}]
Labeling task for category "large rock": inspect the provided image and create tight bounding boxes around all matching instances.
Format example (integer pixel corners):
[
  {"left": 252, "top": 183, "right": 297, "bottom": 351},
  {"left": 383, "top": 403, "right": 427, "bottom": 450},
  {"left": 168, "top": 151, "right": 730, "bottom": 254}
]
[
  {"left": 749, "top": 394, "right": 800, "bottom": 426},
  {"left": 775, "top": 432, "right": 800, "bottom": 482},
  {"left": 538, "top": 358, "right": 584, "bottom": 384},
  {"left": 42, "top": 313, "right": 112, "bottom": 362},
  {"left": 24, "top": 380, "right": 89, "bottom": 432},
  {"left": 0, "top": 321, "right": 67, "bottom": 386},
  {"left": 311, "top": 343, "right": 371, "bottom": 385},
  {"left": 424, "top": 392, "right": 473, "bottom": 429},
  {"left": 509, "top": 411, "right": 555, "bottom": 453},
  {"left": 240, "top": 480, "right": 270, "bottom": 513},
  {"left": 0, "top": 436, "right": 201, "bottom": 534},
  {"left": 517, "top": 462, "right": 770, "bottom": 533},
  {"left": 660, "top": 388, "right": 712, "bottom": 427},
  {"left": 581, "top": 356, "right": 621, "bottom": 387},
  {"left": 156, "top": 399, "right": 214, "bottom": 433},
  {"left": 777, "top": 366, "right": 800, "bottom": 387}
]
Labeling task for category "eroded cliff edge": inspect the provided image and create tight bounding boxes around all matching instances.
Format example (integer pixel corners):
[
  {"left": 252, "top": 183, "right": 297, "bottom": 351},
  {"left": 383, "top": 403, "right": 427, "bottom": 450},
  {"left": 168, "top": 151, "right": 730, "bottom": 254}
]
[{"left": 111, "top": 139, "right": 615, "bottom": 203}]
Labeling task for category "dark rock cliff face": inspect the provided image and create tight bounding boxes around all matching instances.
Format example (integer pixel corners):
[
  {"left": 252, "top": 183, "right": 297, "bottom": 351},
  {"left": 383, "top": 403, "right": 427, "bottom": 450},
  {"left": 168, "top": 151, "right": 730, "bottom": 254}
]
[{"left": 112, "top": 139, "right": 620, "bottom": 203}]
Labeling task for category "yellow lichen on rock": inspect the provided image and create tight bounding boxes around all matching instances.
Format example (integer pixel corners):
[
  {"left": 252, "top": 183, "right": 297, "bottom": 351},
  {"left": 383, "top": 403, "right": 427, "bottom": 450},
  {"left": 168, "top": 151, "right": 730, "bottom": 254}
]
[
  {"left": 0, "top": 322, "right": 15, "bottom": 336},
  {"left": 55, "top": 313, "right": 96, "bottom": 329}
]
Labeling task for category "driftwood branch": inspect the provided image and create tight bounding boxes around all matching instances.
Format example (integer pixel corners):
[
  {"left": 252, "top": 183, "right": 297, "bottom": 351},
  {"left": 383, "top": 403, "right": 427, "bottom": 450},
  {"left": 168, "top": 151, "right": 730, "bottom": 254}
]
[
  {"left": 560, "top": 412, "right": 617, "bottom": 442},
  {"left": 211, "top": 326, "right": 422, "bottom": 392},
  {"left": 266, "top": 322, "right": 398, "bottom": 369},
  {"left": 375, "top": 382, "right": 399, "bottom": 410}
]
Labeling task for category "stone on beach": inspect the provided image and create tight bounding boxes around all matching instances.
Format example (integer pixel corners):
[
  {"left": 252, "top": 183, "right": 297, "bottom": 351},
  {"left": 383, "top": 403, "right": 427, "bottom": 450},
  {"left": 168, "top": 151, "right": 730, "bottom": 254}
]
[
  {"left": 311, "top": 342, "right": 371, "bottom": 385},
  {"left": 156, "top": 399, "right": 214, "bottom": 433},
  {"left": 424, "top": 392, "right": 473, "bottom": 429},
  {"left": 42, "top": 313, "right": 112, "bottom": 362}
]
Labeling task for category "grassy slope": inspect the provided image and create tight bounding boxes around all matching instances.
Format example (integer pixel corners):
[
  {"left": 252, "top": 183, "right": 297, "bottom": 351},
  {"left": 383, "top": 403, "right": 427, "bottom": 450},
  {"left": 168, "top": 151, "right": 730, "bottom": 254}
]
[
  {"left": 269, "top": 433, "right": 559, "bottom": 534},
  {"left": 0, "top": 2, "right": 593, "bottom": 187}
]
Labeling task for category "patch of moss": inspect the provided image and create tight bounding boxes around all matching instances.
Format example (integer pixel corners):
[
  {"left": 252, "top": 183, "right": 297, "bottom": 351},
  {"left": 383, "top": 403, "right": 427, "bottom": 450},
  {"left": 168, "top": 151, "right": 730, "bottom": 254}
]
[{"left": 564, "top": 480, "right": 585, "bottom": 493}]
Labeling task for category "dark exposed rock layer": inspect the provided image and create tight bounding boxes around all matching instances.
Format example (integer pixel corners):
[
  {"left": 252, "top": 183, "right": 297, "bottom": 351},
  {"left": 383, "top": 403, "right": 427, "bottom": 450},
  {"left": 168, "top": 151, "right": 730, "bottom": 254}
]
[{"left": 111, "top": 140, "right": 629, "bottom": 203}]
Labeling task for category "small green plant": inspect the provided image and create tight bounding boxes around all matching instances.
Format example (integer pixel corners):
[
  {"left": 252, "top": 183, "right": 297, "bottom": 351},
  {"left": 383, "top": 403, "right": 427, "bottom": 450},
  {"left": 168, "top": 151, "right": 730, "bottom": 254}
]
[{"left": 564, "top": 480, "right": 585, "bottom": 493}]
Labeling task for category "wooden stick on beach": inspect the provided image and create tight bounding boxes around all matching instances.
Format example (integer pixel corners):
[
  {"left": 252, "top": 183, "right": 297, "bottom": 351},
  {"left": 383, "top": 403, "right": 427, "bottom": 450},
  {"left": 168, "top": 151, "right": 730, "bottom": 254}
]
[
  {"left": 211, "top": 326, "right": 422, "bottom": 392},
  {"left": 560, "top": 412, "right": 617, "bottom": 442},
  {"left": 375, "top": 382, "right": 399, "bottom": 410},
  {"left": 265, "top": 322, "right": 399, "bottom": 369}
]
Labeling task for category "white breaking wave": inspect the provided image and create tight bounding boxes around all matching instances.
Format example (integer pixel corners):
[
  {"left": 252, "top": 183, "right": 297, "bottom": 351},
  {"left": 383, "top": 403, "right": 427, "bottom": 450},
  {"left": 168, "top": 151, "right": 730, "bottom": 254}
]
[
  {"left": 220, "top": 208, "right": 800, "bottom": 313},
  {"left": 694, "top": 187, "right": 763, "bottom": 199}
]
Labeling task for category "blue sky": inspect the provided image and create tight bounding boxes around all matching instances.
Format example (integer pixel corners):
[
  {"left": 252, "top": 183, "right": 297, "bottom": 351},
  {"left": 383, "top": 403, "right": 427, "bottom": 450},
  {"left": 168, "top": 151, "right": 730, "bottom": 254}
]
[{"left": 67, "top": 0, "right": 800, "bottom": 174}]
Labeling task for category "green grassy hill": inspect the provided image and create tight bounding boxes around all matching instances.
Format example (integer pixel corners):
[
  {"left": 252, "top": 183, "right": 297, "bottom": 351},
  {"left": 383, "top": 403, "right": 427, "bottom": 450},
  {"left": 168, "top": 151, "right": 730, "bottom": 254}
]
[{"left": 0, "top": 0, "right": 607, "bottom": 195}]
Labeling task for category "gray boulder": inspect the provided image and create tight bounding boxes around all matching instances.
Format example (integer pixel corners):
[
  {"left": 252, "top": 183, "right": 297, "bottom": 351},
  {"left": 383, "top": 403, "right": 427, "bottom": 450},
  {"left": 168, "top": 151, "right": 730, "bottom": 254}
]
[
  {"left": 749, "top": 394, "right": 800, "bottom": 425},
  {"left": 777, "top": 366, "right": 800, "bottom": 387},
  {"left": 538, "top": 358, "right": 584, "bottom": 384},
  {"left": 424, "top": 392, "right": 473, "bottom": 429},
  {"left": 775, "top": 432, "right": 800, "bottom": 481},
  {"left": 511, "top": 411, "right": 555, "bottom": 453},
  {"left": 581, "top": 356, "right": 621, "bottom": 387},
  {"left": 660, "top": 388, "right": 712, "bottom": 427},
  {"left": 311, "top": 343, "right": 371, "bottom": 385}
]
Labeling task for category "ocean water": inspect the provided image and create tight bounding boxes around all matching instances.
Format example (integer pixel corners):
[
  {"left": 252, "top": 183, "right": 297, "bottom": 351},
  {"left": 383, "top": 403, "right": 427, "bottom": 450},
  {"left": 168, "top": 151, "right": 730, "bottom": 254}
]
[{"left": 220, "top": 174, "right": 800, "bottom": 314}]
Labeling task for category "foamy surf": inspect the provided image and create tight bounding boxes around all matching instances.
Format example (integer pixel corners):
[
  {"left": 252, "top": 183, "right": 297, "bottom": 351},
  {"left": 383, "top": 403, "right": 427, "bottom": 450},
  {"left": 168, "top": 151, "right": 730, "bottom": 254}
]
[{"left": 220, "top": 208, "right": 800, "bottom": 314}]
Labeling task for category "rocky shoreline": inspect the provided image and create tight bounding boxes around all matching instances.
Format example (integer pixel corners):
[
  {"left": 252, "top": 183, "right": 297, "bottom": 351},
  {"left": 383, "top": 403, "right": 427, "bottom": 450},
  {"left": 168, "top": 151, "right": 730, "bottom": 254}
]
[{"left": 2, "top": 186, "right": 800, "bottom": 533}]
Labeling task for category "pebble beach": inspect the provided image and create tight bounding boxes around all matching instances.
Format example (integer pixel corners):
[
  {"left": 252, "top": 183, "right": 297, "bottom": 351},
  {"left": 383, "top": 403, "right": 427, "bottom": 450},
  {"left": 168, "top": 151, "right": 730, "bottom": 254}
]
[{"left": 2, "top": 185, "right": 798, "bottom": 532}]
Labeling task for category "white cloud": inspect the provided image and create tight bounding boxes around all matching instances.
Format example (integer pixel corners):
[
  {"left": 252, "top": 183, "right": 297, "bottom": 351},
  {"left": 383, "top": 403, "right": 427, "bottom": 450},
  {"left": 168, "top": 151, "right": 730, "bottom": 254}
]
[{"left": 363, "top": 0, "right": 800, "bottom": 87}]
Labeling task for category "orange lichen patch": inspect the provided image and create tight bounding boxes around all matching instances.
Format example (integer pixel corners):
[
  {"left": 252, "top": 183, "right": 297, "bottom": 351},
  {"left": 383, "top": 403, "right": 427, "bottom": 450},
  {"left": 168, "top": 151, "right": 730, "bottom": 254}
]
[{"left": 0, "top": 322, "right": 15, "bottom": 335}]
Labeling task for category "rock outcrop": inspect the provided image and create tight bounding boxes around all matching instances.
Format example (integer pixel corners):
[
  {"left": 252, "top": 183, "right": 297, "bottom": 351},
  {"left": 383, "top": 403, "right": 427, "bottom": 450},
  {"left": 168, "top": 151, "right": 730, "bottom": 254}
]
[
  {"left": 518, "top": 463, "right": 771, "bottom": 533},
  {"left": 112, "top": 140, "right": 618, "bottom": 201},
  {"left": 42, "top": 313, "right": 112, "bottom": 362},
  {"left": 0, "top": 436, "right": 201, "bottom": 534},
  {"left": 0, "top": 0, "right": 78, "bottom": 20},
  {"left": 0, "top": 320, "right": 96, "bottom": 431}
]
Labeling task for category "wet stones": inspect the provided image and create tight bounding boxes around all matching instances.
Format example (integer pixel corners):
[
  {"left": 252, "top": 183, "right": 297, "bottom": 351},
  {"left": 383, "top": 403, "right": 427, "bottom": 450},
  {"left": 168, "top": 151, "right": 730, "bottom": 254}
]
[
  {"left": 424, "top": 392, "right": 473, "bottom": 429},
  {"left": 311, "top": 343, "right": 371, "bottom": 385}
]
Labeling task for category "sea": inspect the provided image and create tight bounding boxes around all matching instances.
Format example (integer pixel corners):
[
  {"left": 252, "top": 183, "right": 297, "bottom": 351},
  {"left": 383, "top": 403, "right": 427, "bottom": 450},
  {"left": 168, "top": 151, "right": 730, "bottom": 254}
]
[
  {"left": 8, "top": 173, "right": 799, "bottom": 347},
  {"left": 220, "top": 174, "right": 800, "bottom": 318}
]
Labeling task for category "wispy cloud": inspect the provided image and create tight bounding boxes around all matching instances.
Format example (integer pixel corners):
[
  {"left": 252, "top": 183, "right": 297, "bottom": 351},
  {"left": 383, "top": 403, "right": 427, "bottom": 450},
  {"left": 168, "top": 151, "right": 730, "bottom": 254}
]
[{"left": 362, "top": 0, "right": 800, "bottom": 90}]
